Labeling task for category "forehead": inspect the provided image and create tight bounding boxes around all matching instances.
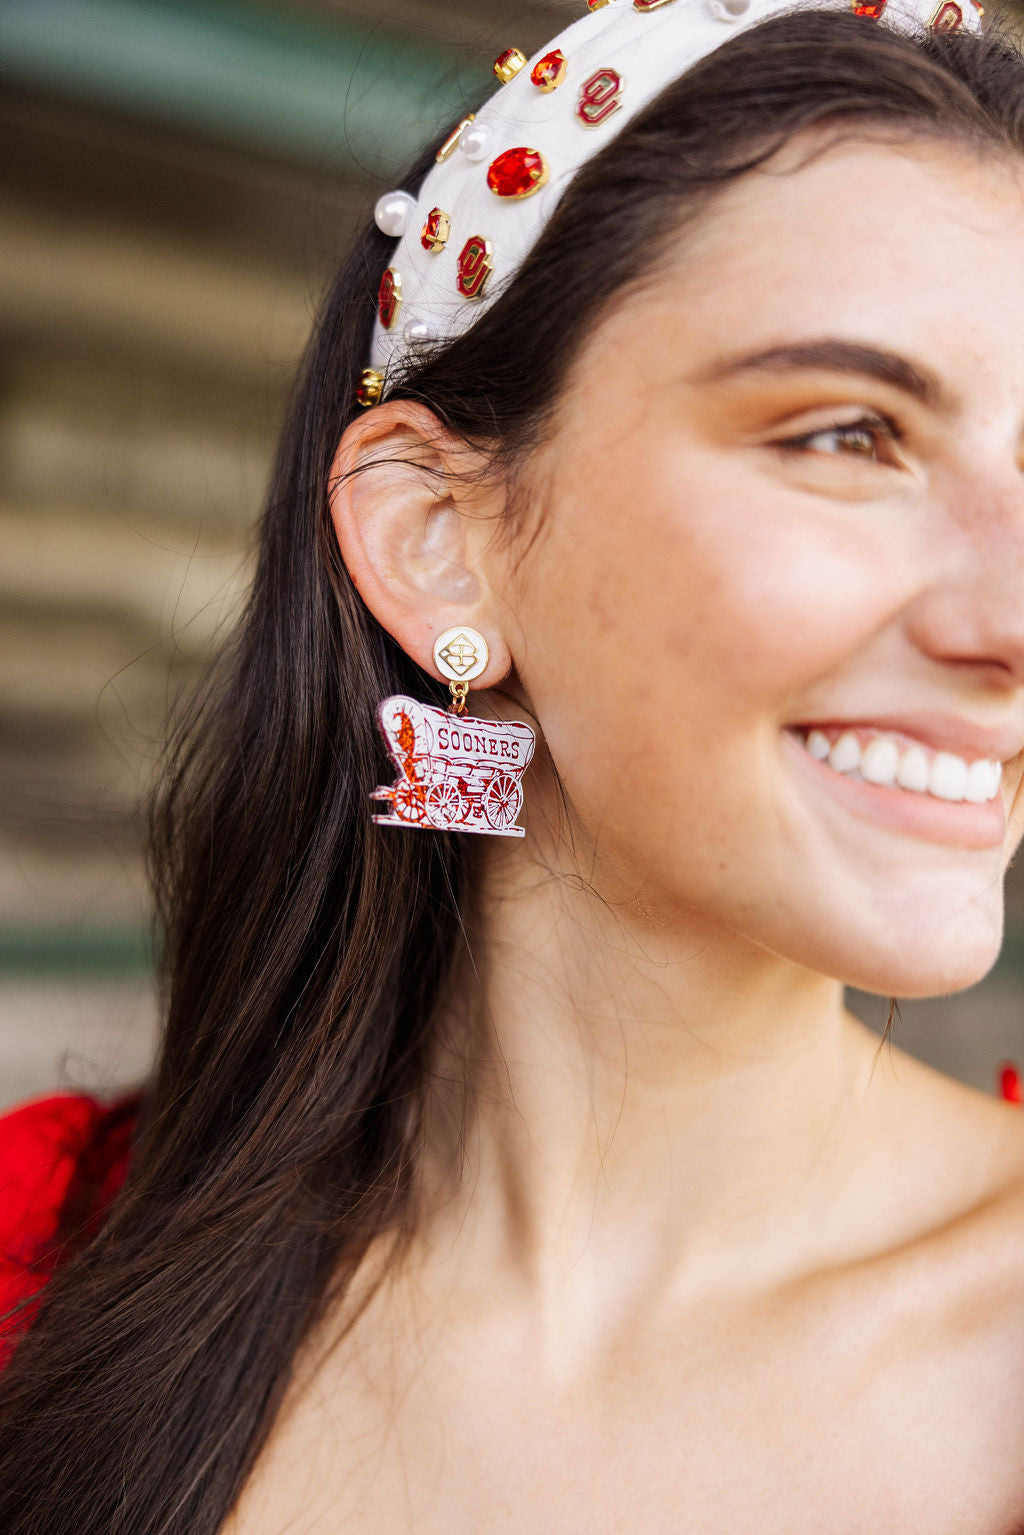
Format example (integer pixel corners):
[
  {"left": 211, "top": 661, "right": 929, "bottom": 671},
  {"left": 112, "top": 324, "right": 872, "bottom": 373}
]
[{"left": 594, "top": 134, "right": 1024, "bottom": 391}]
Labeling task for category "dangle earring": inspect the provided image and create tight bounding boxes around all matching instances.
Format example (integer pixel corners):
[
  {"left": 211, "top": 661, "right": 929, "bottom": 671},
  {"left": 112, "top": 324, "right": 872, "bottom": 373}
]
[{"left": 369, "top": 626, "right": 536, "bottom": 838}]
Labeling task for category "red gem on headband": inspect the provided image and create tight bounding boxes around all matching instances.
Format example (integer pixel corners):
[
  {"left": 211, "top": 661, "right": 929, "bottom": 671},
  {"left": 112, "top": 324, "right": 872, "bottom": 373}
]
[
  {"left": 852, "top": 0, "right": 887, "bottom": 15},
  {"left": 531, "top": 50, "right": 568, "bottom": 91},
  {"left": 494, "top": 48, "right": 528, "bottom": 84},
  {"left": 487, "top": 147, "right": 549, "bottom": 199},
  {"left": 378, "top": 268, "right": 402, "bottom": 329},
  {"left": 421, "top": 208, "right": 451, "bottom": 253}
]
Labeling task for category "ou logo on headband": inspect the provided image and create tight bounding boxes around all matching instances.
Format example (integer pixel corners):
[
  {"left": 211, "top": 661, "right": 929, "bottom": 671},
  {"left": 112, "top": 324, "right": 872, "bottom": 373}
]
[
  {"left": 576, "top": 68, "right": 625, "bottom": 127},
  {"left": 457, "top": 236, "right": 494, "bottom": 299}
]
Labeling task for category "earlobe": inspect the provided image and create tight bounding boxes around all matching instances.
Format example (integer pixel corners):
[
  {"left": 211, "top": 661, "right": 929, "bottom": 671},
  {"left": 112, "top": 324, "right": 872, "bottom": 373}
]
[{"left": 327, "top": 402, "right": 512, "bottom": 687}]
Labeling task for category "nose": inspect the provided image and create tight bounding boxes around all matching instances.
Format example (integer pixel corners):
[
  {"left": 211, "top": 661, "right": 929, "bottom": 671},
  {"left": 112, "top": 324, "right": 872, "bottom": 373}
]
[{"left": 903, "top": 476, "right": 1024, "bottom": 685}]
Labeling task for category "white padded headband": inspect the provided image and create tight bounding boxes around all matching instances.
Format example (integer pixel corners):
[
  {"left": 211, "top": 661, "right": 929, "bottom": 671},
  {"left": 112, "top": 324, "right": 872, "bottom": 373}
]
[{"left": 363, "top": 0, "right": 982, "bottom": 392}]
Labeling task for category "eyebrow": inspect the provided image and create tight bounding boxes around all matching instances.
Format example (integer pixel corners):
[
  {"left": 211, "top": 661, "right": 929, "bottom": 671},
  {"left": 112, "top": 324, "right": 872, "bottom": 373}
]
[{"left": 691, "top": 339, "right": 953, "bottom": 412}]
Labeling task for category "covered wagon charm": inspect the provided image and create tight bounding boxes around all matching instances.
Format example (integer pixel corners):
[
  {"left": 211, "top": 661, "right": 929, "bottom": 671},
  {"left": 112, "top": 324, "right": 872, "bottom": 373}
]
[{"left": 370, "top": 695, "right": 535, "bottom": 838}]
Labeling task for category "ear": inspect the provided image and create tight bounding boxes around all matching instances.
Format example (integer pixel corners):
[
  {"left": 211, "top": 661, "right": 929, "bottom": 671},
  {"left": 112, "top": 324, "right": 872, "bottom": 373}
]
[{"left": 328, "top": 401, "right": 513, "bottom": 688}]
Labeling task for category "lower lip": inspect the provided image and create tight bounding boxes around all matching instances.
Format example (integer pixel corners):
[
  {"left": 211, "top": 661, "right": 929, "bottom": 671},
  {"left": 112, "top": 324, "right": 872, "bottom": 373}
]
[{"left": 781, "top": 729, "right": 1006, "bottom": 849}]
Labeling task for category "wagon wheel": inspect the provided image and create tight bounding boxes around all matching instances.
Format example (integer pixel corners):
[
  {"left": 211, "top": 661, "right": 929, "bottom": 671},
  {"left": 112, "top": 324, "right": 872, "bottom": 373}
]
[
  {"left": 393, "top": 780, "right": 426, "bottom": 824},
  {"left": 483, "top": 773, "right": 521, "bottom": 831},
  {"left": 425, "top": 780, "right": 466, "bottom": 829}
]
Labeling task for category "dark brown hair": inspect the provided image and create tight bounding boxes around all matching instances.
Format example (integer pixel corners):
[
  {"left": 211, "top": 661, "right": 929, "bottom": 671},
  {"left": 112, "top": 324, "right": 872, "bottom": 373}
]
[{"left": 1, "top": 12, "right": 1023, "bottom": 1532}]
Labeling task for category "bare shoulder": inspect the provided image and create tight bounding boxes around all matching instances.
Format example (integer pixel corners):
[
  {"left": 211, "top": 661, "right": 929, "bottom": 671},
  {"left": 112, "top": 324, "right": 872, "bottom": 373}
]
[
  {"left": 866, "top": 1032, "right": 1024, "bottom": 1339},
  {"left": 845, "top": 1024, "right": 1024, "bottom": 1327},
  {"left": 855, "top": 1022, "right": 1024, "bottom": 1198},
  {"left": 820, "top": 1034, "right": 1024, "bottom": 1524}
]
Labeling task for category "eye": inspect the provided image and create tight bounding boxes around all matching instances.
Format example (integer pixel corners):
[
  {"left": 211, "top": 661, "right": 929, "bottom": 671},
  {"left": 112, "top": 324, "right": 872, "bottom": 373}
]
[{"left": 778, "top": 413, "right": 903, "bottom": 464}]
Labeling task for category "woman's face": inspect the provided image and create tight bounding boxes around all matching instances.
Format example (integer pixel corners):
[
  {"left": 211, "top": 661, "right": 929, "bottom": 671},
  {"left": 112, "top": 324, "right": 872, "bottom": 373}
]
[{"left": 497, "top": 134, "right": 1024, "bottom": 997}]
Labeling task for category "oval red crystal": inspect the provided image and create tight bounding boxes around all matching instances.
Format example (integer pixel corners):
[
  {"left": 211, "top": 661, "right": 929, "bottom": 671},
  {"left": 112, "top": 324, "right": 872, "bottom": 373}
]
[{"left": 486, "top": 147, "right": 548, "bottom": 200}]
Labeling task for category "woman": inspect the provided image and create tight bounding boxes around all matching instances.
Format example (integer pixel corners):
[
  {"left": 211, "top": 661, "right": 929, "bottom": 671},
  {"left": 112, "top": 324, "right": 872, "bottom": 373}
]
[{"left": 3, "top": 0, "right": 1024, "bottom": 1529}]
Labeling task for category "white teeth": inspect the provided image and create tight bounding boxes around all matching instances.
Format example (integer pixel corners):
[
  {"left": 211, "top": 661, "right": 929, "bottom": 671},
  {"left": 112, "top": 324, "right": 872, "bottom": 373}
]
[
  {"left": 859, "top": 737, "right": 900, "bottom": 786},
  {"left": 895, "top": 745, "right": 930, "bottom": 793},
  {"left": 929, "top": 751, "right": 967, "bottom": 802},
  {"left": 796, "top": 727, "right": 1003, "bottom": 804},
  {"left": 828, "top": 731, "right": 861, "bottom": 773},
  {"left": 964, "top": 759, "right": 994, "bottom": 803}
]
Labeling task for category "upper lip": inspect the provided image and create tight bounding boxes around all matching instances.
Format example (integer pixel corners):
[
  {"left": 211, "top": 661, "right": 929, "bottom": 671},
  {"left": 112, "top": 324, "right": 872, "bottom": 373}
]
[{"left": 789, "top": 712, "right": 1024, "bottom": 764}]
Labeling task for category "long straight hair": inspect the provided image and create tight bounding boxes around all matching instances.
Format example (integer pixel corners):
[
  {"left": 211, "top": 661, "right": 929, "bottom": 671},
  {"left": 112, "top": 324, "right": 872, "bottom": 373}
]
[{"left": 2, "top": 15, "right": 1024, "bottom": 1532}]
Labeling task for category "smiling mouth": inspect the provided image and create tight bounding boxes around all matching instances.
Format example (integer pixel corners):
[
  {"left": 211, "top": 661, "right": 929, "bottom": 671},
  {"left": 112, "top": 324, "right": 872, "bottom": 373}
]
[
  {"left": 781, "top": 725, "right": 1008, "bottom": 850},
  {"left": 786, "top": 725, "right": 1002, "bottom": 804}
]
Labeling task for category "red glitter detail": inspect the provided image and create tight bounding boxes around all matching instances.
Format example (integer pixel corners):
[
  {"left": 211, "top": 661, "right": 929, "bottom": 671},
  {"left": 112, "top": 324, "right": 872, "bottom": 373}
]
[
  {"left": 486, "top": 147, "right": 547, "bottom": 200},
  {"left": 852, "top": 0, "right": 887, "bottom": 17},
  {"left": 377, "top": 268, "right": 401, "bottom": 330},
  {"left": 371, "top": 696, "right": 536, "bottom": 838},
  {"left": 930, "top": 0, "right": 963, "bottom": 27},
  {"left": 456, "top": 236, "right": 493, "bottom": 300},
  {"left": 531, "top": 49, "right": 566, "bottom": 91},
  {"left": 1000, "top": 1063, "right": 1023, "bottom": 1104}
]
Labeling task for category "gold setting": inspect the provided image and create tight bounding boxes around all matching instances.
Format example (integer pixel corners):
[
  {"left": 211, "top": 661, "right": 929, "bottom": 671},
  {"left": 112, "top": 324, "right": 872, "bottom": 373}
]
[
  {"left": 493, "top": 47, "right": 528, "bottom": 84},
  {"left": 436, "top": 113, "right": 475, "bottom": 163},
  {"left": 356, "top": 368, "right": 384, "bottom": 409},
  {"left": 421, "top": 207, "right": 451, "bottom": 254}
]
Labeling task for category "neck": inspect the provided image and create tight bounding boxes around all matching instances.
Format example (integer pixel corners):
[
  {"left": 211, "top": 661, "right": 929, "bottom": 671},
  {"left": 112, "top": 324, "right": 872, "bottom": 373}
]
[{"left": 417, "top": 838, "right": 888, "bottom": 1323}]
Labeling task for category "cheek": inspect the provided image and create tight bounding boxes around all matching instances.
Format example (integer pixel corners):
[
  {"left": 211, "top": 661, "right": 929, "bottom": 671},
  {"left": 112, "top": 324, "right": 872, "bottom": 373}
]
[
  {"left": 535, "top": 436, "right": 904, "bottom": 708},
  {"left": 516, "top": 437, "right": 913, "bottom": 854}
]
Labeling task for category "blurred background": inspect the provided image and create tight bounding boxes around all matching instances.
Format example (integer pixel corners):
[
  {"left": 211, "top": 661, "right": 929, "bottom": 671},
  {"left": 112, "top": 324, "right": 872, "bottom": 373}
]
[{"left": 0, "top": 0, "right": 1022, "bottom": 1111}]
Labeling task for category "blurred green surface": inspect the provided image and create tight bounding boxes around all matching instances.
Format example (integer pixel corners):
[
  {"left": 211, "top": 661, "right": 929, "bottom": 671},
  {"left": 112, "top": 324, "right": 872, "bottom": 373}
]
[
  {"left": 0, "top": 925, "right": 156, "bottom": 976},
  {"left": 0, "top": 0, "right": 488, "bottom": 177}
]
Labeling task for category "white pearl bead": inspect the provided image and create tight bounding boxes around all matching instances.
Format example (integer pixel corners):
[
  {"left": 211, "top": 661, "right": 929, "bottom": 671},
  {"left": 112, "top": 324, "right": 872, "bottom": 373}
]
[
  {"left": 403, "top": 318, "right": 438, "bottom": 346},
  {"left": 459, "top": 124, "right": 491, "bottom": 162},
  {"left": 708, "top": 0, "right": 750, "bottom": 17},
  {"left": 374, "top": 191, "right": 416, "bottom": 238}
]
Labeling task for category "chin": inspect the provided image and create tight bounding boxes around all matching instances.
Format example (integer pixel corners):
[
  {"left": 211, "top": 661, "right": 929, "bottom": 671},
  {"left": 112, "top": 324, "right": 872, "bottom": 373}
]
[
  {"left": 832, "top": 925, "right": 1004, "bottom": 1001},
  {"left": 753, "top": 874, "right": 1005, "bottom": 999}
]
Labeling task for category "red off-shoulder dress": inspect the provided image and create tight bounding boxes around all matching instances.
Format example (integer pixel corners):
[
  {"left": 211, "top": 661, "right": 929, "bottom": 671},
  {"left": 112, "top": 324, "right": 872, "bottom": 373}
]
[
  {"left": 0, "top": 1066, "right": 1021, "bottom": 1364},
  {"left": 0, "top": 1089, "right": 142, "bottom": 1362}
]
